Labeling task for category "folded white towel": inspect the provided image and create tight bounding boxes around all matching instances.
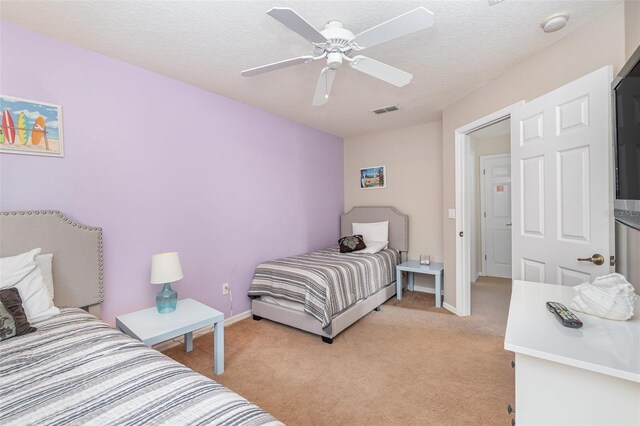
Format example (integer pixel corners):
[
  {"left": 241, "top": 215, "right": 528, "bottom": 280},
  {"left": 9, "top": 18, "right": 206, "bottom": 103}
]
[{"left": 570, "top": 273, "right": 638, "bottom": 321}]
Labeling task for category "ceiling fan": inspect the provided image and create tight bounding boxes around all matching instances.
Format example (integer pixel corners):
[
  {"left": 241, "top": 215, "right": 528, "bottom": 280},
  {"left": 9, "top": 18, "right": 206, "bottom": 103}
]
[{"left": 241, "top": 7, "right": 434, "bottom": 106}]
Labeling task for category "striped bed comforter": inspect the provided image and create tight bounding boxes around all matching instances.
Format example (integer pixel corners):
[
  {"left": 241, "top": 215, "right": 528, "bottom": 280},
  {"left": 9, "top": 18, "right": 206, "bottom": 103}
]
[
  {"left": 248, "top": 246, "right": 399, "bottom": 329},
  {"left": 0, "top": 309, "right": 281, "bottom": 426}
]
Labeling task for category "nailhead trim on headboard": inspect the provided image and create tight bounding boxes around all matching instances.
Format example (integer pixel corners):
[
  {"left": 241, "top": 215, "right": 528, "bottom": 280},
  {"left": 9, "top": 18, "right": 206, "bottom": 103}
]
[{"left": 1, "top": 210, "right": 104, "bottom": 302}]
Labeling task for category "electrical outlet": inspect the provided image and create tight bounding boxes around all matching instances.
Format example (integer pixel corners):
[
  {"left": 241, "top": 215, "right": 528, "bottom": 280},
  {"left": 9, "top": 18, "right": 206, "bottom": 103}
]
[{"left": 222, "top": 282, "right": 230, "bottom": 295}]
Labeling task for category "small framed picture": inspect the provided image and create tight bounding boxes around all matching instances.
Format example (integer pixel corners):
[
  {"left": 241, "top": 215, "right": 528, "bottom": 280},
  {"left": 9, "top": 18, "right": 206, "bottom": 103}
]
[
  {"left": 360, "top": 165, "right": 386, "bottom": 189},
  {"left": 0, "top": 94, "right": 64, "bottom": 157}
]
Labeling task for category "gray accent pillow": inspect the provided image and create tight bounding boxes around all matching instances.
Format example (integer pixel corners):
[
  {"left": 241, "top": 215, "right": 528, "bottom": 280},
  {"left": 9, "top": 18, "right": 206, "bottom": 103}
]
[
  {"left": 338, "top": 235, "right": 367, "bottom": 253},
  {"left": 0, "top": 288, "right": 36, "bottom": 340},
  {"left": 0, "top": 300, "right": 17, "bottom": 341}
]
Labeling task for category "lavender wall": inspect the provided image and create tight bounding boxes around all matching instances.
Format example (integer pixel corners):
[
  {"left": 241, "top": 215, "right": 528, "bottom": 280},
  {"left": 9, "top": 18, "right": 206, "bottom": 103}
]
[{"left": 0, "top": 21, "right": 344, "bottom": 325}]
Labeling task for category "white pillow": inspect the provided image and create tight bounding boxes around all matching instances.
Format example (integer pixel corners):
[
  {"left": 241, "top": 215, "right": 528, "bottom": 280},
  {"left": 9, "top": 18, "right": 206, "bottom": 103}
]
[
  {"left": 358, "top": 241, "right": 389, "bottom": 254},
  {"left": 0, "top": 248, "right": 39, "bottom": 288},
  {"left": 352, "top": 221, "right": 389, "bottom": 244},
  {"left": 0, "top": 249, "right": 59, "bottom": 322},
  {"left": 36, "top": 253, "right": 54, "bottom": 301}
]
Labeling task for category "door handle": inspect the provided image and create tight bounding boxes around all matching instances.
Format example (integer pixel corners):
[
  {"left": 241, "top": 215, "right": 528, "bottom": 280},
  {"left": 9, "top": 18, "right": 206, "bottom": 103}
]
[
  {"left": 506, "top": 223, "right": 512, "bottom": 226},
  {"left": 577, "top": 254, "right": 605, "bottom": 266}
]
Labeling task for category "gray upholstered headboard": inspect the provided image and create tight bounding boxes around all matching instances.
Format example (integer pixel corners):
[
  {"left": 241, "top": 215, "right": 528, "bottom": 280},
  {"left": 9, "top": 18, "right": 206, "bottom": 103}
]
[
  {"left": 0, "top": 211, "right": 103, "bottom": 315},
  {"left": 341, "top": 206, "right": 409, "bottom": 253}
]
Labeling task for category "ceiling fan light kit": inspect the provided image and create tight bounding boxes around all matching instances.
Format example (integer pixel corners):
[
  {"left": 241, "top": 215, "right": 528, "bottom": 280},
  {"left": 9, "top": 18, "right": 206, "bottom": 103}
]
[
  {"left": 327, "top": 51, "right": 343, "bottom": 69},
  {"left": 241, "top": 7, "right": 434, "bottom": 106}
]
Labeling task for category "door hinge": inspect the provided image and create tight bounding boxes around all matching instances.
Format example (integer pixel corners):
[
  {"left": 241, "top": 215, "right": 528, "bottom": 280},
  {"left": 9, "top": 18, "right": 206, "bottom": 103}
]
[
  {"left": 484, "top": 212, "right": 486, "bottom": 218},
  {"left": 485, "top": 254, "right": 487, "bottom": 260},
  {"left": 483, "top": 169, "right": 486, "bottom": 175}
]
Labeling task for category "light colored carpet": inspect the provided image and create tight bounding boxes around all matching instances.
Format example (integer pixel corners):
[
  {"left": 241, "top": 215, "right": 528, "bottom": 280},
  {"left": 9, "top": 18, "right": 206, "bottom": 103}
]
[{"left": 165, "top": 278, "right": 515, "bottom": 425}]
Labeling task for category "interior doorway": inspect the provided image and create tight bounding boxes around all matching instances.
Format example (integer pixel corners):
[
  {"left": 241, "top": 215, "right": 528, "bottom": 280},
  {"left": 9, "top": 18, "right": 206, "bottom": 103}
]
[
  {"left": 468, "top": 119, "right": 512, "bottom": 281},
  {"left": 466, "top": 120, "right": 513, "bottom": 316},
  {"left": 454, "top": 102, "right": 523, "bottom": 316}
]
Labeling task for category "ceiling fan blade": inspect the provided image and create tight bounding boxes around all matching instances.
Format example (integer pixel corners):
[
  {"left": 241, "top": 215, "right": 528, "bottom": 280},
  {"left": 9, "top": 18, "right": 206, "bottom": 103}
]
[
  {"left": 267, "top": 7, "right": 327, "bottom": 44},
  {"left": 349, "top": 55, "right": 412, "bottom": 87},
  {"left": 313, "top": 67, "right": 336, "bottom": 106},
  {"left": 355, "top": 7, "right": 434, "bottom": 49},
  {"left": 241, "top": 55, "right": 315, "bottom": 77}
]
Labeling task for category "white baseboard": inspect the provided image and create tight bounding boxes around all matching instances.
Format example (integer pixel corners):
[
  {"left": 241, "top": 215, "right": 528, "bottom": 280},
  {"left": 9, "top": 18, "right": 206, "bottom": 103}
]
[
  {"left": 153, "top": 309, "right": 252, "bottom": 352},
  {"left": 411, "top": 286, "right": 437, "bottom": 295},
  {"left": 224, "top": 310, "right": 252, "bottom": 326},
  {"left": 443, "top": 302, "right": 458, "bottom": 315}
]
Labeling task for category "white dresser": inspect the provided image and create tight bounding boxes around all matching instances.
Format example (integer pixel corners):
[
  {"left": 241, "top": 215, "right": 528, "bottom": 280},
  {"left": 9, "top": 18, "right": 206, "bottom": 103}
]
[{"left": 505, "top": 281, "right": 640, "bottom": 425}]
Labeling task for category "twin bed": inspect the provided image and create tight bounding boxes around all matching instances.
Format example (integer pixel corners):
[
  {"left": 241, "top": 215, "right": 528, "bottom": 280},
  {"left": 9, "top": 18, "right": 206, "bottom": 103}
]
[
  {"left": 0, "top": 211, "right": 280, "bottom": 426},
  {"left": 249, "top": 206, "right": 409, "bottom": 343}
]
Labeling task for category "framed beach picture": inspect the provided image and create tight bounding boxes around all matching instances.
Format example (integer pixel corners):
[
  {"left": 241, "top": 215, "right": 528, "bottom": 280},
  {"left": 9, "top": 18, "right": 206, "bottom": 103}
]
[
  {"left": 360, "top": 165, "right": 386, "bottom": 189},
  {"left": 0, "top": 94, "right": 64, "bottom": 157}
]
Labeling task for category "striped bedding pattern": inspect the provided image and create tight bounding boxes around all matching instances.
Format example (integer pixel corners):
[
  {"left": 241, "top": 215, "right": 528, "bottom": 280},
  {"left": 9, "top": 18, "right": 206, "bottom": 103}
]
[
  {"left": 248, "top": 246, "right": 399, "bottom": 329},
  {"left": 0, "top": 309, "right": 281, "bottom": 426}
]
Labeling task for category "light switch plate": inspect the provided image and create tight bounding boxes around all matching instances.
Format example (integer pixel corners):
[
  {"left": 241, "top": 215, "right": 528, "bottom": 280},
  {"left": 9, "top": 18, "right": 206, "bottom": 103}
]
[{"left": 448, "top": 209, "right": 456, "bottom": 219}]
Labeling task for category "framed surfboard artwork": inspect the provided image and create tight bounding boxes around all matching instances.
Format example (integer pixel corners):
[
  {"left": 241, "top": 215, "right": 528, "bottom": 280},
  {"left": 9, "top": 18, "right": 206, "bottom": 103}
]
[{"left": 0, "top": 94, "right": 64, "bottom": 157}]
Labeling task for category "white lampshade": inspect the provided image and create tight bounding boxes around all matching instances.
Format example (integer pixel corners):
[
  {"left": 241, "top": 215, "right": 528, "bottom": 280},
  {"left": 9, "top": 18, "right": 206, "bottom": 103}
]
[{"left": 150, "top": 252, "right": 184, "bottom": 284}]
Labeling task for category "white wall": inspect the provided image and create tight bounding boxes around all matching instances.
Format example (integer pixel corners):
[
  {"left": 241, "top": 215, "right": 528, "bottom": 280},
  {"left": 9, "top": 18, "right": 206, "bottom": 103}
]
[
  {"left": 344, "top": 122, "right": 443, "bottom": 291},
  {"left": 625, "top": 0, "right": 640, "bottom": 60}
]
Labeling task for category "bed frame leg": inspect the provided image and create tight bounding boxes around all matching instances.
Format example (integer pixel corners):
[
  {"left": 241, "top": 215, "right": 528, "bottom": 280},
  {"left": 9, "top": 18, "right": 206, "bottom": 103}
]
[
  {"left": 322, "top": 336, "right": 333, "bottom": 344},
  {"left": 374, "top": 305, "right": 381, "bottom": 311},
  {"left": 252, "top": 315, "right": 262, "bottom": 321}
]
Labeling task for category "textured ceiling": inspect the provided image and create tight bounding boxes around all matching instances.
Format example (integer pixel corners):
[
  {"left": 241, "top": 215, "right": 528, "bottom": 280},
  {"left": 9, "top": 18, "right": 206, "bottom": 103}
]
[{"left": 0, "top": 0, "right": 622, "bottom": 137}]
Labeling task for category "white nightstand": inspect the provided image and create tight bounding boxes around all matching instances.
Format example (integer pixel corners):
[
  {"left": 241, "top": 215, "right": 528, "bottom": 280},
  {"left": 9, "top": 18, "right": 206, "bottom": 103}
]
[
  {"left": 116, "top": 298, "right": 225, "bottom": 374},
  {"left": 396, "top": 260, "right": 445, "bottom": 307}
]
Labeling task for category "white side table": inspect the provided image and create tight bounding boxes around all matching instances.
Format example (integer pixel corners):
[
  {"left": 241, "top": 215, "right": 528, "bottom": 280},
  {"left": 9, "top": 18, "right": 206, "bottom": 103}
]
[
  {"left": 116, "top": 298, "right": 225, "bottom": 374},
  {"left": 396, "top": 260, "right": 445, "bottom": 307}
]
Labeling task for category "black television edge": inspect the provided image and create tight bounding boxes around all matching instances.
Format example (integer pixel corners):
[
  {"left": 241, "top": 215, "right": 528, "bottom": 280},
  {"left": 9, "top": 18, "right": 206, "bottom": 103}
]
[{"left": 612, "top": 44, "right": 640, "bottom": 231}]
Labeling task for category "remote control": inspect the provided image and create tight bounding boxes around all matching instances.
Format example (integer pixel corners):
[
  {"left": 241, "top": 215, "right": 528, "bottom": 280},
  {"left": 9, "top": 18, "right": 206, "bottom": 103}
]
[{"left": 546, "top": 301, "right": 583, "bottom": 328}]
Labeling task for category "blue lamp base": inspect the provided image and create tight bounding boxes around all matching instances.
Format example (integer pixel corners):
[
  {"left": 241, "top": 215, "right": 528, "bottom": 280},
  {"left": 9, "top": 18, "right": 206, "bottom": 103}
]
[{"left": 156, "top": 283, "right": 178, "bottom": 313}]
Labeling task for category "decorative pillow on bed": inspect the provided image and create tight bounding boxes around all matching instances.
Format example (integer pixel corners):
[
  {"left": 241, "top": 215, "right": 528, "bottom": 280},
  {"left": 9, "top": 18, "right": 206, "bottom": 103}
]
[
  {"left": 0, "top": 300, "right": 16, "bottom": 341},
  {"left": 352, "top": 221, "right": 389, "bottom": 245},
  {"left": 338, "top": 235, "right": 367, "bottom": 253},
  {"left": 0, "top": 288, "right": 37, "bottom": 340},
  {"left": 0, "top": 248, "right": 60, "bottom": 322}
]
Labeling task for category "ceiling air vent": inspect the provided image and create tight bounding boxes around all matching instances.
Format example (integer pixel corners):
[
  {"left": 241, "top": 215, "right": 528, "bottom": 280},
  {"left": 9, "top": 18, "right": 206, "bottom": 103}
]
[{"left": 372, "top": 105, "right": 400, "bottom": 115}]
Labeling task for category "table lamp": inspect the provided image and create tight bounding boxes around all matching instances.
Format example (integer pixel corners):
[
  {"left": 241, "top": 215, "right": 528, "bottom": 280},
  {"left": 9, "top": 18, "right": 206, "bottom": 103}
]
[{"left": 150, "top": 252, "right": 183, "bottom": 313}]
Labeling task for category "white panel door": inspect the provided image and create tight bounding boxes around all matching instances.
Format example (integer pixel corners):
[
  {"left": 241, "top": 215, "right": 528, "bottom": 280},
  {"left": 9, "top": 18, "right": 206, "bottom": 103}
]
[
  {"left": 511, "top": 66, "right": 613, "bottom": 285},
  {"left": 482, "top": 155, "right": 512, "bottom": 278}
]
